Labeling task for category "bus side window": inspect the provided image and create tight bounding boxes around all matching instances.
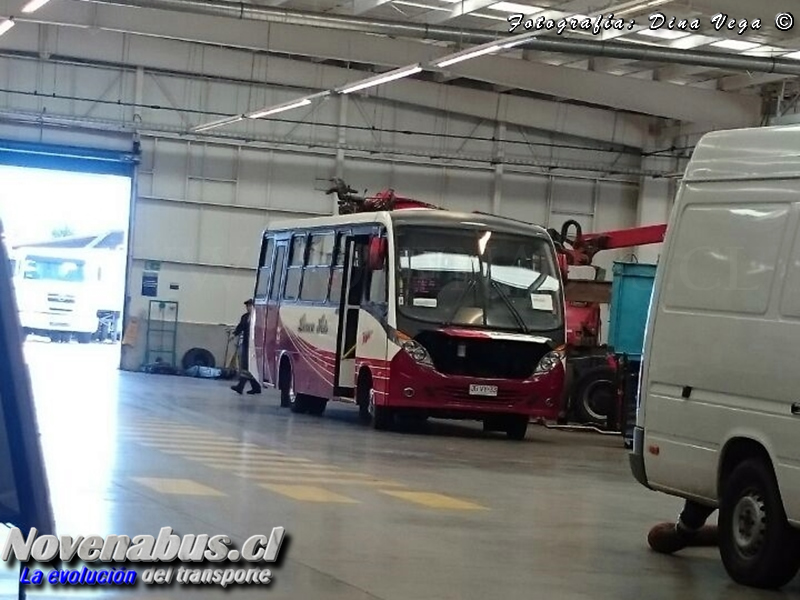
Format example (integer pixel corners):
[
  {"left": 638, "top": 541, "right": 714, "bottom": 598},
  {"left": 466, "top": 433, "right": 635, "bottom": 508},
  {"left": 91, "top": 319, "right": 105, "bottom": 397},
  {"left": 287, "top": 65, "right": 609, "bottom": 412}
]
[
  {"left": 255, "top": 237, "right": 275, "bottom": 299},
  {"left": 300, "top": 233, "right": 334, "bottom": 302},
  {"left": 284, "top": 235, "right": 306, "bottom": 300},
  {"left": 329, "top": 233, "right": 347, "bottom": 303},
  {"left": 269, "top": 245, "right": 287, "bottom": 302}
]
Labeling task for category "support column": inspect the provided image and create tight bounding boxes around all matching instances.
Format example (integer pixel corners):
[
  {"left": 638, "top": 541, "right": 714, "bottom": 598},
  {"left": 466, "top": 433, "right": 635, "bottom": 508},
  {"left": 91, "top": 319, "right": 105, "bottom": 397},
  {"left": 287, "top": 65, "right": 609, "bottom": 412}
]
[
  {"left": 491, "top": 121, "right": 506, "bottom": 214},
  {"left": 334, "top": 95, "right": 348, "bottom": 215},
  {"left": 636, "top": 156, "right": 674, "bottom": 265}
]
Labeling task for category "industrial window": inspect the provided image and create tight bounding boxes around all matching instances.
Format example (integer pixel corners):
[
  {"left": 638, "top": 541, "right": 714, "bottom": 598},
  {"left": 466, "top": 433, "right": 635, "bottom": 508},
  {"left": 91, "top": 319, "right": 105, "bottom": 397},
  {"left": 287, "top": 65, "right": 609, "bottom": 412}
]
[
  {"left": 300, "top": 233, "right": 335, "bottom": 302},
  {"left": 255, "top": 237, "right": 275, "bottom": 299},
  {"left": 285, "top": 235, "right": 306, "bottom": 300}
]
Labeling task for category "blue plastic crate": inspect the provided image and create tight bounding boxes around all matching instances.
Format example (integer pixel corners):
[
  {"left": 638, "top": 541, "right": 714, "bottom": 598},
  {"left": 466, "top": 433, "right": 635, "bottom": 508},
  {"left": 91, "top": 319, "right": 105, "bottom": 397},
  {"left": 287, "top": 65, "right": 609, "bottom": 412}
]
[{"left": 608, "top": 261, "right": 657, "bottom": 360}]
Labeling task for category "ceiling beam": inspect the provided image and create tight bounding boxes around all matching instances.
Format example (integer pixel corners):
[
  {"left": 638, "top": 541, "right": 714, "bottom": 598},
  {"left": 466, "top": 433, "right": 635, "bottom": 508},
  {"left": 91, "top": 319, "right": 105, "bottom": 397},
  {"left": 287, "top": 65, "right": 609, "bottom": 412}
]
[
  {"left": 10, "top": 1, "right": 760, "bottom": 126},
  {"left": 420, "top": 0, "right": 503, "bottom": 25},
  {"left": 720, "top": 72, "right": 797, "bottom": 92},
  {"left": 0, "top": 21, "right": 651, "bottom": 147},
  {"left": 349, "top": 0, "right": 393, "bottom": 15}
]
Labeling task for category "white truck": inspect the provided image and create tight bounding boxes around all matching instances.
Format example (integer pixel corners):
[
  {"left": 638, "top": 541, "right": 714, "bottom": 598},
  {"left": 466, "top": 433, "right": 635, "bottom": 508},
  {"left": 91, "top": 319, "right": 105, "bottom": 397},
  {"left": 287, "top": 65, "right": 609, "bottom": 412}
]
[
  {"left": 630, "top": 124, "right": 800, "bottom": 589},
  {"left": 10, "top": 245, "right": 125, "bottom": 343}
]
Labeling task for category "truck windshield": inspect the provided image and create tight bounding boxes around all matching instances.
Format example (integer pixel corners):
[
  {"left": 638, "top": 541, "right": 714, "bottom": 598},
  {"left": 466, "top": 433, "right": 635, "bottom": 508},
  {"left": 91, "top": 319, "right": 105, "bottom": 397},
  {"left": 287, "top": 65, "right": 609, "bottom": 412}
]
[
  {"left": 22, "top": 256, "right": 85, "bottom": 283},
  {"left": 395, "top": 226, "right": 562, "bottom": 333}
]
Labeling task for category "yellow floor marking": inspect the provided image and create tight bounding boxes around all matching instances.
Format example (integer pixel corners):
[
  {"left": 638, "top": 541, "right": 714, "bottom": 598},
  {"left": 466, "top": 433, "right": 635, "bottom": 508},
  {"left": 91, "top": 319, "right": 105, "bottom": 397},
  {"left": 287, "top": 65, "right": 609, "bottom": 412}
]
[
  {"left": 259, "top": 484, "right": 359, "bottom": 503},
  {"left": 159, "top": 448, "right": 287, "bottom": 458},
  {"left": 379, "top": 490, "right": 487, "bottom": 510},
  {"left": 131, "top": 477, "right": 225, "bottom": 496},
  {"left": 129, "top": 439, "right": 258, "bottom": 448},
  {"left": 229, "top": 465, "right": 349, "bottom": 474},
  {"left": 196, "top": 456, "right": 314, "bottom": 465},
  {"left": 249, "top": 475, "right": 405, "bottom": 487},
  {"left": 122, "top": 431, "right": 237, "bottom": 441}
]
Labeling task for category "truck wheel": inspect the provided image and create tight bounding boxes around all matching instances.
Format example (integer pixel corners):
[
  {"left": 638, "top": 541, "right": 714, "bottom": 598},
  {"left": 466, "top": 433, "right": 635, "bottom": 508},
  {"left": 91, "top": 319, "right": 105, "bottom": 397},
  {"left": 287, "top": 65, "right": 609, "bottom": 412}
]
[
  {"left": 573, "top": 365, "right": 616, "bottom": 426},
  {"left": 719, "top": 458, "right": 800, "bottom": 589},
  {"left": 505, "top": 416, "right": 528, "bottom": 440}
]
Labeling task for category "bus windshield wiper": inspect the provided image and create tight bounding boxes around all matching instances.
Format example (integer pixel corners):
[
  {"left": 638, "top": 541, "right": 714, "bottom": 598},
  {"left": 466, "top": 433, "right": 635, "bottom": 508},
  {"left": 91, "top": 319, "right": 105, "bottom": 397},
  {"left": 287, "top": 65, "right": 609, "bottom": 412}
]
[
  {"left": 443, "top": 262, "right": 478, "bottom": 328},
  {"left": 487, "top": 267, "right": 528, "bottom": 334}
]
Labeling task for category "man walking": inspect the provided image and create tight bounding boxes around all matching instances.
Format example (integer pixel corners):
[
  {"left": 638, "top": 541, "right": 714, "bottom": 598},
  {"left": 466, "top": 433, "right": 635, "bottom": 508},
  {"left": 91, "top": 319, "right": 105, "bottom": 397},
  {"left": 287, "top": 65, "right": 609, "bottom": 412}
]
[{"left": 230, "top": 299, "right": 262, "bottom": 395}]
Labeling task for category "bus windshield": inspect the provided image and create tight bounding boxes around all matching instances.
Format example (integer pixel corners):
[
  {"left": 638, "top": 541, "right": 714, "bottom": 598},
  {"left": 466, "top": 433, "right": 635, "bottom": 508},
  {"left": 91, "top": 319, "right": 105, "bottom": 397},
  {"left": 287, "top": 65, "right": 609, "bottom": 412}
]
[
  {"left": 395, "top": 226, "right": 562, "bottom": 334},
  {"left": 22, "top": 256, "right": 85, "bottom": 283}
]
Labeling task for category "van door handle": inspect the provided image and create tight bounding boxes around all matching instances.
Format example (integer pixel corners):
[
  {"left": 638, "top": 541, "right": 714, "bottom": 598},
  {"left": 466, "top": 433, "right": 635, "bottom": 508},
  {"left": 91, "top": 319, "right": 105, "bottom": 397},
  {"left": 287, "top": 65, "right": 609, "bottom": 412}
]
[
  {"left": 681, "top": 386, "right": 692, "bottom": 399},
  {"left": 792, "top": 403, "right": 800, "bottom": 416}
]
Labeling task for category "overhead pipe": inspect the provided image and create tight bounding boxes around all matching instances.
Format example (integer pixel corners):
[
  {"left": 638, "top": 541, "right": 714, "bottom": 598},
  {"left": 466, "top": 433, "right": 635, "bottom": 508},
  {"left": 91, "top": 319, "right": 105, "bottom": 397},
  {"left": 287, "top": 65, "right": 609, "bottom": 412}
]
[{"left": 78, "top": 0, "right": 800, "bottom": 75}]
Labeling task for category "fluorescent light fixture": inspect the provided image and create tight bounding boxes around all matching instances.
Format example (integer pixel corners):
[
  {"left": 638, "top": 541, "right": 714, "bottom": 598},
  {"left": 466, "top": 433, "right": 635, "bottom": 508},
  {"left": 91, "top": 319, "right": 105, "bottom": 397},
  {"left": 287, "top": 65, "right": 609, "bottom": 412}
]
[
  {"left": 783, "top": 51, "right": 800, "bottom": 60},
  {"left": 669, "top": 34, "right": 719, "bottom": 49},
  {"left": 248, "top": 98, "right": 311, "bottom": 119},
  {"left": 610, "top": 0, "right": 671, "bottom": 17},
  {"left": 743, "top": 45, "right": 787, "bottom": 56},
  {"left": 435, "top": 45, "right": 502, "bottom": 67},
  {"left": 471, "top": 12, "right": 508, "bottom": 20},
  {"left": 338, "top": 65, "right": 422, "bottom": 94},
  {"left": 0, "top": 18, "right": 14, "bottom": 36},
  {"left": 711, "top": 39, "right": 760, "bottom": 51},
  {"left": 21, "top": 0, "right": 52, "bottom": 12},
  {"left": 393, "top": 0, "right": 449, "bottom": 10},
  {"left": 636, "top": 28, "right": 690, "bottom": 40},
  {"left": 191, "top": 114, "right": 244, "bottom": 133},
  {"left": 489, "top": 2, "right": 542, "bottom": 13}
]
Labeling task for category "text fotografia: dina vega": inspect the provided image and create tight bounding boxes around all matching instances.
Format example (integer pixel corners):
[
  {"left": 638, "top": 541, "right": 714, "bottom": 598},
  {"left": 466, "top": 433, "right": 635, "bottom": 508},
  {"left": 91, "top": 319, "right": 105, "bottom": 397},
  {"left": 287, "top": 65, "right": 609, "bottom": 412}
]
[{"left": 508, "top": 12, "right": 766, "bottom": 35}]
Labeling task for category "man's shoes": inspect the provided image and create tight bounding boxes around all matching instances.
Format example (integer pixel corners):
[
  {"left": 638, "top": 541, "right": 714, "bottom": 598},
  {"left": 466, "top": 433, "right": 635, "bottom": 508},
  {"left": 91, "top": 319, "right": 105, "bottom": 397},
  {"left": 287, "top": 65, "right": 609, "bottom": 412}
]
[
  {"left": 230, "top": 385, "right": 244, "bottom": 395},
  {"left": 647, "top": 522, "right": 719, "bottom": 554}
]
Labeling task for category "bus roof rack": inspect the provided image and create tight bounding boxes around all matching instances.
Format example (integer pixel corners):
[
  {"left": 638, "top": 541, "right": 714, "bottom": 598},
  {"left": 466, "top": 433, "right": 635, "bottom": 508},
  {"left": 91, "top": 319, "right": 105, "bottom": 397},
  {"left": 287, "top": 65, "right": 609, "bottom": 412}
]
[{"left": 325, "top": 178, "right": 441, "bottom": 214}]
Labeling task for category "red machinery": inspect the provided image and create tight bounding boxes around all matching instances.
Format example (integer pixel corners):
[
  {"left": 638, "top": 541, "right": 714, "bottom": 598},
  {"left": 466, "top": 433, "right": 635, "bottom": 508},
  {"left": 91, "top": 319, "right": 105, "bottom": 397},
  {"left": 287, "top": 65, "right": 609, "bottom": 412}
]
[{"left": 548, "top": 219, "right": 667, "bottom": 426}]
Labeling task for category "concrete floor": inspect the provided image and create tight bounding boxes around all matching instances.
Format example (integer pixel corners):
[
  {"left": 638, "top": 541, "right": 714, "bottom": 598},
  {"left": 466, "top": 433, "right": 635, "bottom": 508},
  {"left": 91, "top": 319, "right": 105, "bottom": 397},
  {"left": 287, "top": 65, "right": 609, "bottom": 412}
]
[{"left": 4, "top": 340, "right": 799, "bottom": 599}]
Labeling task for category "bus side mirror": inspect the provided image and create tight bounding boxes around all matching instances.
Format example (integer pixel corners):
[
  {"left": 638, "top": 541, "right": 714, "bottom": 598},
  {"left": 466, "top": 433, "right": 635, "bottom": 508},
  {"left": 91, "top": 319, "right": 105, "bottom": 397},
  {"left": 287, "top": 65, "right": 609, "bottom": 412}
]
[{"left": 368, "top": 237, "right": 386, "bottom": 271}]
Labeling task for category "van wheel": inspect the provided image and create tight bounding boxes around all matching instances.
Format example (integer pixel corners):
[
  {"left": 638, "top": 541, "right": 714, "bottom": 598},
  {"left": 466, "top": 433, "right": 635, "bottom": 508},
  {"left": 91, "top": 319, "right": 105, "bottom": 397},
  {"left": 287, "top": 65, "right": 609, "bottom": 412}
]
[{"left": 718, "top": 458, "right": 800, "bottom": 589}]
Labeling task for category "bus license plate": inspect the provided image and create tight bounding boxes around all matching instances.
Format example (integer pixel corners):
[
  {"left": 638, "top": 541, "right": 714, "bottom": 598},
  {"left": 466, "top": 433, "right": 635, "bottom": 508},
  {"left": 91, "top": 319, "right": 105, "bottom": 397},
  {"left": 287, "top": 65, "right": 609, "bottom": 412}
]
[{"left": 469, "top": 384, "right": 498, "bottom": 397}]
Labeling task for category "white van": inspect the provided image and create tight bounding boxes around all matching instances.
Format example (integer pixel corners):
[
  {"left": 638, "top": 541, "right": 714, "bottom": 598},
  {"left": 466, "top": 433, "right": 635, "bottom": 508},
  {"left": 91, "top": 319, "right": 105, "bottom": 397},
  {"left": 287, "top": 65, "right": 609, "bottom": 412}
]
[{"left": 630, "top": 124, "right": 800, "bottom": 589}]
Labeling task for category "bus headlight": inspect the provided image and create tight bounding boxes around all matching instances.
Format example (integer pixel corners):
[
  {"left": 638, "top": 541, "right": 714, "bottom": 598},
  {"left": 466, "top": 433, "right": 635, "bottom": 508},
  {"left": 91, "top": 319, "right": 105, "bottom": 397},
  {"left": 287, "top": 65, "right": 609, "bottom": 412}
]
[
  {"left": 535, "top": 349, "right": 565, "bottom": 374},
  {"left": 401, "top": 340, "right": 434, "bottom": 368}
]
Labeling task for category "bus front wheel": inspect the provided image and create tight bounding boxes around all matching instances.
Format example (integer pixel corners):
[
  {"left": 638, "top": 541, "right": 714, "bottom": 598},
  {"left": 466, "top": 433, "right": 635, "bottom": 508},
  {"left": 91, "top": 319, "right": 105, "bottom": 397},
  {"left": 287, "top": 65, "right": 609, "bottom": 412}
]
[
  {"left": 506, "top": 416, "right": 529, "bottom": 441},
  {"left": 357, "top": 372, "right": 392, "bottom": 430}
]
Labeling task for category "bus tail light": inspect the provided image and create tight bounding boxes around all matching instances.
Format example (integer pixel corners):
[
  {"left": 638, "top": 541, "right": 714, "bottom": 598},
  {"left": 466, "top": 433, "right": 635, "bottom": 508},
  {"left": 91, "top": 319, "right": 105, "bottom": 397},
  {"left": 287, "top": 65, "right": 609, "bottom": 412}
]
[{"left": 535, "top": 347, "right": 565, "bottom": 374}]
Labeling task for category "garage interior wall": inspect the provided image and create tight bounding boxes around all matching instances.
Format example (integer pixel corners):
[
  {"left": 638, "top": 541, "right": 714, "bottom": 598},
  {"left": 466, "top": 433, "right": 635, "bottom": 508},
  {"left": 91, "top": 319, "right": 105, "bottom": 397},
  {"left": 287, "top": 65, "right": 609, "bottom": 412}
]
[{"left": 0, "top": 26, "right": 644, "bottom": 370}]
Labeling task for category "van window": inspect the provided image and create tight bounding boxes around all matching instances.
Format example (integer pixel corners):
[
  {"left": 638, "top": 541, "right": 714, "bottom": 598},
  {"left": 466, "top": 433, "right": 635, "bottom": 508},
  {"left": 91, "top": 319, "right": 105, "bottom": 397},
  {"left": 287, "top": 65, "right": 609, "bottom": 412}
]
[{"left": 663, "top": 202, "right": 789, "bottom": 315}]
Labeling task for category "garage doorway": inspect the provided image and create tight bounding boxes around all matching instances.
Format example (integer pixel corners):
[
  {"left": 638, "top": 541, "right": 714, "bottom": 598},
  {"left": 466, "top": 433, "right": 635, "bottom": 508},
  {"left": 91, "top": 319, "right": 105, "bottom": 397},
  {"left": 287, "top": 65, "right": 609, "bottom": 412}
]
[{"left": 0, "top": 139, "right": 136, "bottom": 373}]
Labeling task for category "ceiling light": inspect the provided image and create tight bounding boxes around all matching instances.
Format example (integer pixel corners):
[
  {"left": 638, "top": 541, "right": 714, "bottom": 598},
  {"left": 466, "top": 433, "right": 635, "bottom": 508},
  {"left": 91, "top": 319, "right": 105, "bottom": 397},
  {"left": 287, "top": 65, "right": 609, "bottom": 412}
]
[
  {"left": 743, "top": 45, "right": 787, "bottom": 56},
  {"left": 248, "top": 98, "right": 311, "bottom": 119},
  {"left": 489, "top": 2, "right": 542, "bottom": 13},
  {"left": 191, "top": 114, "right": 245, "bottom": 133},
  {"left": 669, "top": 34, "right": 718, "bottom": 49},
  {"left": 471, "top": 12, "right": 508, "bottom": 20},
  {"left": 636, "top": 29, "right": 690, "bottom": 40},
  {"left": 393, "top": 0, "right": 449, "bottom": 10},
  {"left": 21, "top": 0, "right": 52, "bottom": 12},
  {"left": 784, "top": 51, "right": 800, "bottom": 60},
  {"left": 711, "top": 39, "right": 761, "bottom": 51},
  {"left": 338, "top": 65, "right": 422, "bottom": 94},
  {"left": 0, "top": 18, "right": 14, "bottom": 36},
  {"left": 609, "top": 0, "right": 671, "bottom": 17},
  {"left": 435, "top": 45, "right": 502, "bottom": 68}
]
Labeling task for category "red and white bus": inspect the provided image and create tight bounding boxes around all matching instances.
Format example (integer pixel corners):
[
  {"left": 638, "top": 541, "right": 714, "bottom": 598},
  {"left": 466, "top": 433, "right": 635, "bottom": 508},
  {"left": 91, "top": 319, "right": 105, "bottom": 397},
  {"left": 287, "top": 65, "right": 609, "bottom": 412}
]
[{"left": 252, "top": 203, "right": 566, "bottom": 439}]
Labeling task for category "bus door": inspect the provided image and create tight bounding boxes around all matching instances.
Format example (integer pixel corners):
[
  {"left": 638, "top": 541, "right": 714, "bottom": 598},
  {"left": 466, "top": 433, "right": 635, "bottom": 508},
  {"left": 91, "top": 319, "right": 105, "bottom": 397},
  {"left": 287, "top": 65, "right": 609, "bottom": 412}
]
[
  {"left": 262, "top": 240, "right": 287, "bottom": 386},
  {"left": 334, "top": 233, "right": 369, "bottom": 397},
  {"left": 253, "top": 237, "right": 274, "bottom": 383}
]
